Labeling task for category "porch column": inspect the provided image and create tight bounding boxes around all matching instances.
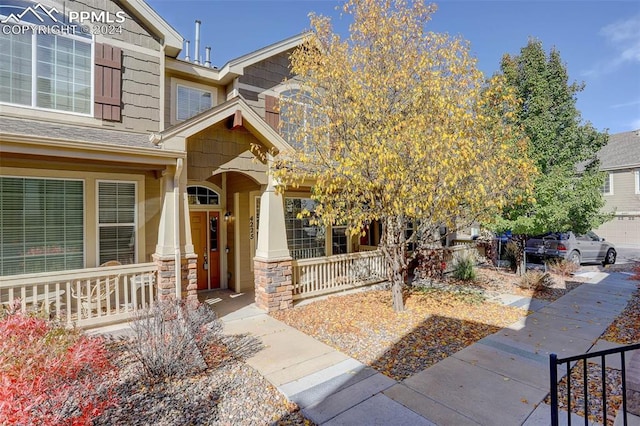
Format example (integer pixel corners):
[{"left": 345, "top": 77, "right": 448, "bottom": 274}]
[
  {"left": 153, "top": 160, "right": 197, "bottom": 301},
  {"left": 254, "top": 154, "right": 293, "bottom": 312}
]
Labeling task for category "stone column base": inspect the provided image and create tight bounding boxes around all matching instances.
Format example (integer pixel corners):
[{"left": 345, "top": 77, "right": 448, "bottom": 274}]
[
  {"left": 152, "top": 253, "right": 197, "bottom": 302},
  {"left": 184, "top": 254, "right": 198, "bottom": 303},
  {"left": 254, "top": 258, "right": 293, "bottom": 312}
]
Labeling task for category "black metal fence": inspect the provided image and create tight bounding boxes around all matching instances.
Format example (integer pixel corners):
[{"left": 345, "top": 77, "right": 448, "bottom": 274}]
[{"left": 550, "top": 342, "right": 640, "bottom": 426}]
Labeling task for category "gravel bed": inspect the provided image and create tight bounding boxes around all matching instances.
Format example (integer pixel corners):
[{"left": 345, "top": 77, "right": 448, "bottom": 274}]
[{"left": 94, "top": 343, "right": 311, "bottom": 426}]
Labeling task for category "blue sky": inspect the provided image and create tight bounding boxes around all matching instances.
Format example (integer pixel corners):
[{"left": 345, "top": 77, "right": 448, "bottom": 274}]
[{"left": 147, "top": 0, "right": 640, "bottom": 134}]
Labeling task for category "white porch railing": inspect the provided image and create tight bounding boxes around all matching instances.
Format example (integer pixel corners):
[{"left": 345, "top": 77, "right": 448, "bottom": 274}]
[
  {"left": 292, "top": 250, "right": 387, "bottom": 300},
  {"left": 0, "top": 263, "right": 158, "bottom": 328}
]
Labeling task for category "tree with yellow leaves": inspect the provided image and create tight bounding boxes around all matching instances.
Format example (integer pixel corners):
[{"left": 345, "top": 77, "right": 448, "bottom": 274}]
[{"left": 273, "top": 0, "right": 535, "bottom": 311}]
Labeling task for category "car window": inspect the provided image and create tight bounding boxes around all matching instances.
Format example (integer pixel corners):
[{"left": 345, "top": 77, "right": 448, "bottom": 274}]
[
  {"left": 576, "top": 234, "right": 591, "bottom": 241},
  {"left": 586, "top": 231, "right": 600, "bottom": 241}
]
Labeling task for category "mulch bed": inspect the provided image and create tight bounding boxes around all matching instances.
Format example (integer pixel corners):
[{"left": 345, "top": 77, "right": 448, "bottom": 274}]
[
  {"left": 602, "top": 284, "right": 640, "bottom": 344},
  {"left": 272, "top": 288, "right": 526, "bottom": 381}
]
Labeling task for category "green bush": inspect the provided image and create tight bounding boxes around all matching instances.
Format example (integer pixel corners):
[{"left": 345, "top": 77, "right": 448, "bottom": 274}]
[{"left": 452, "top": 251, "right": 477, "bottom": 281}]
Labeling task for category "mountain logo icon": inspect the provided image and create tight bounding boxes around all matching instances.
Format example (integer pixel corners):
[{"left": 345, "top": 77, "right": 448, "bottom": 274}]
[{"left": 1, "top": 3, "right": 60, "bottom": 24}]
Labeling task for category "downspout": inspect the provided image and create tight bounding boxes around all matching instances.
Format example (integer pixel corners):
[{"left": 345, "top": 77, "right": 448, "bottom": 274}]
[{"left": 174, "top": 158, "right": 184, "bottom": 299}]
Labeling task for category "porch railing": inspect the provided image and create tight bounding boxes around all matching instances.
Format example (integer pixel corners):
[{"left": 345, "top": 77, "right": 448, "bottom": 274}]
[
  {"left": 550, "top": 343, "right": 640, "bottom": 426},
  {"left": 292, "top": 250, "right": 387, "bottom": 300},
  {"left": 0, "top": 263, "right": 158, "bottom": 328}
]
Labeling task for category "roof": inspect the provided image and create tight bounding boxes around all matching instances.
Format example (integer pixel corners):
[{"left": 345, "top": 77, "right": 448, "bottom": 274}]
[
  {"left": 120, "top": 0, "right": 183, "bottom": 57},
  {"left": 597, "top": 129, "right": 640, "bottom": 171},
  {"left": 0, "top": 116, "right": 155, "bottom": 149},
  {"left": 0, "top": 116, "right": 184, "bottom": 165},
  {"left": 155, "top": 95, "right": 292, "bottom": 154},
  {"left": 165, "top": 33, "right": 307, "bottom": 85}
]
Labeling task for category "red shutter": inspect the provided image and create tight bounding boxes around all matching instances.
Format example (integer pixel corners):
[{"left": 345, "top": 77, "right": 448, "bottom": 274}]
[
  {"left": 94, "top": 43, "right": 122, "bottom": 121},
  {"left": 264, "top": 95, "right": 279, "bottom": 131}
]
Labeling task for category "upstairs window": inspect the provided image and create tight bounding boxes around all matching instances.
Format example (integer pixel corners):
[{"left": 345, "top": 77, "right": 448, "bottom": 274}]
[
  {"left": 601, "top": 172, "right": 613, "bottom": 195},
  {"left": 177, "top": 85, "right": 212, "bottom": 121},
  {"left": 0, "top": 26, "right": 92, "bottom": 114},
  {"left": 279, "top": 89, "right": 321, "bottom": 147},
  {"left": 635, "top": 170, "right": 639, "bottom": 195}
]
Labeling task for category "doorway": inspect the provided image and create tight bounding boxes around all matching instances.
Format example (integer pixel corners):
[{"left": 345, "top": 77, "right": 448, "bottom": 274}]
[{"left": 190, "top": 211, "right": 221, "bottom": 290}]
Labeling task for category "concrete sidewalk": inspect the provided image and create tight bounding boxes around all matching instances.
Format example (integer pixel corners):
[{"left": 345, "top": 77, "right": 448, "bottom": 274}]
[{"left": 220, "top": 271, "right": 640, "bottom": 425}]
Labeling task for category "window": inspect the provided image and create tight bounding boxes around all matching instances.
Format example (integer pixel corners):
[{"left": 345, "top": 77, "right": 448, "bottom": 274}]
[
  {"left": 285, "top": 197, "right": 325, "bottom": 259},
  {"left": 280, "top": 89, "right": 321, "bottom": 147},
  {"left": 0, "top": 177, "right": 84, "bottom": 276},
  {"left": 177, "top": 85, "right": 212, "bottom": 121},
  {"left": 601, "top": 172, "right": 613, "bottom": 195},
  {"left": 98, "top": 181, "right": 136, "bottom": 265},
  {"left": 187, "top": 185, "right": 219, "bottom": 205},
  {"left": 635, "top": 170, "right": 639, "bottom": 195},
  {"left": 331, "top": 226, "right": 348, "bottom": 255},
  {"left": 0, "top": 25, "right": 92, "bottom": 114}
]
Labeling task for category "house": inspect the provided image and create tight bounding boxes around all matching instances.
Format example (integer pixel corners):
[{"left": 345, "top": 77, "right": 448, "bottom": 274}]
[
  {"left": 0, "top": 0, "right": 386, "bottom": 325},
  {"left": 593, "top": 129, "right": 640, "bottom": 245}
]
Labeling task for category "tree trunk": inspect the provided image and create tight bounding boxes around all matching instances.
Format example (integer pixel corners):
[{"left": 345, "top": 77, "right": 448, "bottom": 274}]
[
  {"left": 513, "top": 235, "right": 527, "bottom": 276},
  {"left": 381, "top": 216, "right": 407, "bottom": 312}
]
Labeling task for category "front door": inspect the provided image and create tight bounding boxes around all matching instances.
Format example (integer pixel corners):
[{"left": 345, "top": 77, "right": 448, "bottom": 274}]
[{"left": 190, "top": 211, "right": 220, "bottom": 290}]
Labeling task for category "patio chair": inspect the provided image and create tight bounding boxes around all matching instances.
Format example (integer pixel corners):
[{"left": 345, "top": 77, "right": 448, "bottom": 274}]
[{"left": 71, "top": 261, "right": 121, "bottom": 317}]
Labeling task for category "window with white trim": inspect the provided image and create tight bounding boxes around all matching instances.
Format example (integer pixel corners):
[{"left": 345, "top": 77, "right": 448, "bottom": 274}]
[
  {"left": 187, "top": 185, "right": 219, "bottom": 205},
  {"left": 601, "top": 172, "right": 613, "bottom": 195},
  {"left": 279, "top": 89, "right": 322, "bottom": 147},
  {"left": 176, "top": 85, "right": 212, "bottom": 121},
  {"left": 98, "top": 181, "right": 136, "bottom": 265},
  {"left": 285, "top": 197, "right": 325, "bottom": 259},
  {"left": 0, "top": 24, "right": 92, "bottom": 114},
  {"left": 635, "top": 170, "right": 639, "bottom": 195},
  {"left": 0, "top": 177, "right": 84, "bottom": 276}
]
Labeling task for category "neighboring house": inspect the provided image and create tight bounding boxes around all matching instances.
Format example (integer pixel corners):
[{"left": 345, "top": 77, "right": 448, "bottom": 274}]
[
  {"left": 593, "top": 129, "right": 640, "bottom": 245},
  {"left": 0, "top": 0, "right": 383, "bottom": 323}
]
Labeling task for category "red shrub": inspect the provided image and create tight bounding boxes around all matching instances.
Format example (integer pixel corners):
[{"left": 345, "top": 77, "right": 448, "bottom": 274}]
[{"left": 0, "top": 314, "right": 117, "bottom": 425}]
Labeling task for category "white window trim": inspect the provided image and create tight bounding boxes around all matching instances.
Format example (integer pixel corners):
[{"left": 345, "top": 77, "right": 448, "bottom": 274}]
[
  {"left": 635, "top": 170, "right": 640, "bottom": 195},
  {"left": 170, "top": 77, "right": 217, "bottom": 125},
  {"left": 0, "top": 18, "right": 94, "bottom": 117},
  {"left": 603, "top": 172, "right": 614, "bottom": 196},
  {"left": 96, "top": 180, "right": 137, "bottom": 264}
]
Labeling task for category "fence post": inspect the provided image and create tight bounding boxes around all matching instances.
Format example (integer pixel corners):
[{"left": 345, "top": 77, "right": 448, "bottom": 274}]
[{"left": 550, "top": 353, "right": 559, "bottom": 426}]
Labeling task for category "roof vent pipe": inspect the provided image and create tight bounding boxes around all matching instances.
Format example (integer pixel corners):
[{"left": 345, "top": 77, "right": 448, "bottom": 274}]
[
  {"left": 204, "top": 46, "right": 211, "bottom": 68},
  {"left": 184, "top": 40, "right": 190, "bottom": 62},
  {"left": 194, "top": 20, "right": 201, "bottom": 65}
]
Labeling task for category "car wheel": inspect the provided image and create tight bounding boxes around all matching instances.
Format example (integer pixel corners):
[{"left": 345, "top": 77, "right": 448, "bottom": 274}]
[
  {"left": 568, "top": 250, "right": 581, "bottom": 265},
  {"left": 604, "top": 248, "right": 616, "bottom": 265}
]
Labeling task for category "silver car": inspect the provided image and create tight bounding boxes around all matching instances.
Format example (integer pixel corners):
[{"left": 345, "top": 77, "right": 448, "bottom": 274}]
[{"left": 525, "top": 231, "right": 617, "bottom": 265}]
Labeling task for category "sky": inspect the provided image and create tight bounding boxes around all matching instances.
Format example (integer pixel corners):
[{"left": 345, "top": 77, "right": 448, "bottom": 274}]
[{"left": 146, "top": 0, "right": 640, "bottom": 135}]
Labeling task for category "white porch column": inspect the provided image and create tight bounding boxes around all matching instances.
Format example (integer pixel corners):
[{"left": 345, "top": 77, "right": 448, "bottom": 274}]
[{"left": 254, "top": 153, "right": 293, "bottom": 311}]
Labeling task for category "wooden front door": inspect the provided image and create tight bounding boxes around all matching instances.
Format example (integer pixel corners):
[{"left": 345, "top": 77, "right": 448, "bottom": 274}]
[{"left": 190, "top": 211, "right": 220, "bottom": 290}]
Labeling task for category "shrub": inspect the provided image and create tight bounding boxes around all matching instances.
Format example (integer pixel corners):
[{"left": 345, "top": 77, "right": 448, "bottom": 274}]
[
  {"left": 125, "top": 299, "right": 262, "bottom": 382},
  {"left": 546, "top": 258, "right": 579, "bottom": 277},
  {"left": 518, "top": 270, "right": 555, "bottom": 291},
  {"left": 451, "top": 251, "right": 477, "bottom": 281},
  {"left": 0, "top": 313, "right": 116, "bottom": 425},
  {"left": 504, "top": 241, "right": 520, "bottom": 272}
]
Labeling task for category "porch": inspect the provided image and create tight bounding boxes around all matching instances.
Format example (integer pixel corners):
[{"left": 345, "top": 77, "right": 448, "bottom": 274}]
[{"left": 0, "top": 263, "right": 158, "bottom": 328}]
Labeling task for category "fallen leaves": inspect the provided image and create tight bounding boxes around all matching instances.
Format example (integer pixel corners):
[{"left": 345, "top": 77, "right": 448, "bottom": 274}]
[
  {"left": 601, "top": 286, "right": 640, "bottom": 344},
  {"left": 272, "top": 288, "right": 525, "bottom": 381}
]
